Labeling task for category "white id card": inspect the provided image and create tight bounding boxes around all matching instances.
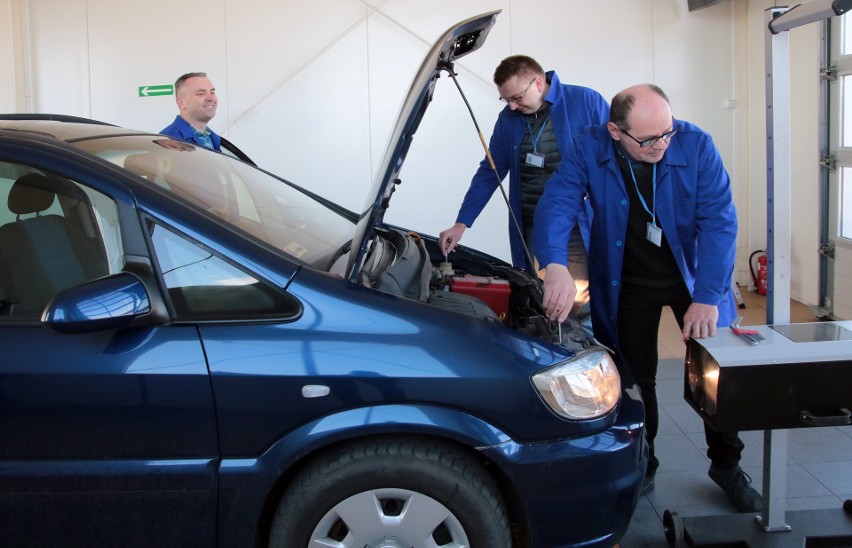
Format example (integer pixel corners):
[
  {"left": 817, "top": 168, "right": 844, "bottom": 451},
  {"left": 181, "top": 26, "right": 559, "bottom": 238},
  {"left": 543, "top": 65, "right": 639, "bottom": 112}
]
[
  {"left": 525, "top": 152, "right": 544, "bottom": 168},
  {"left": 646, "top": 222, "right": 662, "bottom": 247}
]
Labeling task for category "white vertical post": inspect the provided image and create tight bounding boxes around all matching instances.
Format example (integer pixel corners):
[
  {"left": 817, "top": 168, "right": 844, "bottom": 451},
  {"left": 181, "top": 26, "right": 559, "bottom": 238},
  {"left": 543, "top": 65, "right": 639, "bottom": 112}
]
[
  {"left": 766, "top": 7, "right": 793, "bottom": 326},
  {"left": 761, "top": 6, "right": 792, "bottom": 533}
]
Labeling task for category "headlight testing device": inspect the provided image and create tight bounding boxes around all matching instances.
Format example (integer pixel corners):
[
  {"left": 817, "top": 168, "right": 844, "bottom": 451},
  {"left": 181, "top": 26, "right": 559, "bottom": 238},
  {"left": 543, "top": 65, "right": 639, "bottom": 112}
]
[{"left": 663, "top": 2, "right": 852, "bottom": 546}]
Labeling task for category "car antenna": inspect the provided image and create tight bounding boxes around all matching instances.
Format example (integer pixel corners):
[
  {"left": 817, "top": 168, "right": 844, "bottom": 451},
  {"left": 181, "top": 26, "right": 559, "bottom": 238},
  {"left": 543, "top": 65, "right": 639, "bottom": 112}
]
[{"left": 439, "top": 63, "right": 537, "bottom": 274}]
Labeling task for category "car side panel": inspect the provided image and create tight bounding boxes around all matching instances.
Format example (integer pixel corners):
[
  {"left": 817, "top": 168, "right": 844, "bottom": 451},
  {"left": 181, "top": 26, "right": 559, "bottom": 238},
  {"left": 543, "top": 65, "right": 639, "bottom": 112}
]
[{"left": 0, "top": 325, "right": 219, "bottom": 547}]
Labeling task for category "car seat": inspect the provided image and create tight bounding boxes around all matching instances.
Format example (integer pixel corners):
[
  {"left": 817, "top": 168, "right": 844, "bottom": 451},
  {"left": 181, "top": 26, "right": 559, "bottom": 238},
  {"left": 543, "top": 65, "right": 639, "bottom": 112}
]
[{"left": 0, "top": 173, "right": 108, "bottom": 316}]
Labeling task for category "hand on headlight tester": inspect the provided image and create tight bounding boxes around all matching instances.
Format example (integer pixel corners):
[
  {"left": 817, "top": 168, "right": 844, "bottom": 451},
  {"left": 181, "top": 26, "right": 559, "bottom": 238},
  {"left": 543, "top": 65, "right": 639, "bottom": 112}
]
[{"left": 682, "top": 302, "right": 719, "bottom": 341}]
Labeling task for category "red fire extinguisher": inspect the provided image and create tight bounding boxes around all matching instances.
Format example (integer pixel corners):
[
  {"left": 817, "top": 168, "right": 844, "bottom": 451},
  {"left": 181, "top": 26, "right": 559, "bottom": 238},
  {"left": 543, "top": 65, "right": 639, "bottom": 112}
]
[
  {"left": 757, "top": 255, "right": 767, "bottom": 295},
  {"left": 750, "top": 250, "right": 767, "bottom": 295}
]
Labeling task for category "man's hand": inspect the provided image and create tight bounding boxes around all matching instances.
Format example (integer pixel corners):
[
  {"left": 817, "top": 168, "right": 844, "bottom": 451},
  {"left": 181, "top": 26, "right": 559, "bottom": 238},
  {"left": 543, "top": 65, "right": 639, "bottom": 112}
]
[
  {"left": 438, "top": 223, "right": 466, "bottom": 257},
  {"left": 541, "top": 264, "right": 577, "bottom": 323},
  {"left": 682, "top": 303, "right": 719, "bottom": 340}
]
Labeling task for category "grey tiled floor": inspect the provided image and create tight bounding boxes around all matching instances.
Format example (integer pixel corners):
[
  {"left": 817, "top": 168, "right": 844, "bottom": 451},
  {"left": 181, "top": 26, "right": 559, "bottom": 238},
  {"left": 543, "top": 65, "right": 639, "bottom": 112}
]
[{"left": 618, "top": 291, "right": 852, "bottom": 546}]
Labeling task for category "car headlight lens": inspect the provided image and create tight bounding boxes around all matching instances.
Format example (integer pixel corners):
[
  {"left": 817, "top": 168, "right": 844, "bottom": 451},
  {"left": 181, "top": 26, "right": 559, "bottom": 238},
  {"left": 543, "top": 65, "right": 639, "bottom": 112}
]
[
  {"left": 686, "top": 342, "right": 720, "bottom": 415},
  {"left": 532, "top": 348, "right": 621, "bottom": 419}
]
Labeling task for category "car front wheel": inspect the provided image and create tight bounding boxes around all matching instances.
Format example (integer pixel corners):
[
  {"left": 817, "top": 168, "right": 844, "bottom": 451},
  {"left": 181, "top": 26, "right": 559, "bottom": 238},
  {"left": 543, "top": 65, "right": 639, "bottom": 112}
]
[{"left": 269, "top": 438, "right": 511, "bottom": 548}]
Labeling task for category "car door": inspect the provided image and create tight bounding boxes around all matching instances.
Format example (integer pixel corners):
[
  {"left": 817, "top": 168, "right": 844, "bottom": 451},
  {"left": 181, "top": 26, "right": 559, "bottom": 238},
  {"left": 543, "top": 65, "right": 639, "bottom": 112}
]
[{"left": 0, "top": 159, "right": 219, "bottom": 547}]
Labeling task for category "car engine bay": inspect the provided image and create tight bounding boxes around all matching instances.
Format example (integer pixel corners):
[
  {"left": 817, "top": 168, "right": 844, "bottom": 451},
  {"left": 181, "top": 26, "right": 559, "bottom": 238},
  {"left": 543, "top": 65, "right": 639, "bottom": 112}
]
[{"left": 359, "top": 226, "right": 593, "bottom": 354}]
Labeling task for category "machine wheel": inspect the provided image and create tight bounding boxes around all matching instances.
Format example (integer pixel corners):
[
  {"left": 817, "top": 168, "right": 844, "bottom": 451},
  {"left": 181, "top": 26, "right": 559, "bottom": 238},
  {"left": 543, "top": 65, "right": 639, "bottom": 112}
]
[
  {"left": 663, "top": 509, "right": 685, "bottom": 547},
  {"left": 268, "top": 437, "right": 511, "bottom": 548},
  {"left": 844, "top": 499, "right": 852, "bottom": 514}
]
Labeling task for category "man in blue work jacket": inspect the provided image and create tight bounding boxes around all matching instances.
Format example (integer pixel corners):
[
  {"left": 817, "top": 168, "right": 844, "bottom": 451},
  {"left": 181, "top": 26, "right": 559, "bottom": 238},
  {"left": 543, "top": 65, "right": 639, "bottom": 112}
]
[
  {"left": 161, "top": 72, "right": 222, "bottom": 151},
  {"left": 438, "top": 55, "right": 609, "bottom": 327},
  {"left": 533, "top": 83, "right": 762, "bottom": 513}
]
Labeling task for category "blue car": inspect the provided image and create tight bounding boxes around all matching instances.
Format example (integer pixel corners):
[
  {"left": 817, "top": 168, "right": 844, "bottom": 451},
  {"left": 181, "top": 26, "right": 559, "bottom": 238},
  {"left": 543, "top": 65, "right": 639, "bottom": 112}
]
[{"left": 0, "top": 11, "right": 646, "bottom": 548}]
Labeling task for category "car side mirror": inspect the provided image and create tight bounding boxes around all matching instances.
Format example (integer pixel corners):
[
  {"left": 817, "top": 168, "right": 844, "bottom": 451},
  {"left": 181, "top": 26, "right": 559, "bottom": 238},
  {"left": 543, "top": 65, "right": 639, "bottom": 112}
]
[{"left": 42, "top": 272, "right": 161, "bottom": 334}]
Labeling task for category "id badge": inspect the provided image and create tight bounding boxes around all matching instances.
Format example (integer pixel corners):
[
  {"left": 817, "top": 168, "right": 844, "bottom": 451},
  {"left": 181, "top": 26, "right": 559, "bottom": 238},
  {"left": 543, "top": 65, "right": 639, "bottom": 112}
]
[
  {"left": 525, "top": 152, "right": 545, "bottom": 168},
  {"left": 646, "top": 222, "right": 662, "bottom": 247}
]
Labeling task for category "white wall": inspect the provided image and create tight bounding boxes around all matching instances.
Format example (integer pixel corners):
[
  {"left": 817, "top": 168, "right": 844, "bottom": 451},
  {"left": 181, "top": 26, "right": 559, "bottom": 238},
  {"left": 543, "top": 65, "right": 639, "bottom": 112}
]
[
  {"left": 0, "top": 0, "right": 823, "bottom": 306},
  {"left": 0, "top": 0, "right": 26, "bottom": 112},
  {"left": 0, "top": 0, "right": 15, "bottom": 112}
]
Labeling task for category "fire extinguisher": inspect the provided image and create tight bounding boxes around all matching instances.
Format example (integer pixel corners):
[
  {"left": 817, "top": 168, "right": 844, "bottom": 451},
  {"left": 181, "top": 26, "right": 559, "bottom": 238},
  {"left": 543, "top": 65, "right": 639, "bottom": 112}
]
[{"left": 749, "top": 250, "right": 767, "bottom": 295}]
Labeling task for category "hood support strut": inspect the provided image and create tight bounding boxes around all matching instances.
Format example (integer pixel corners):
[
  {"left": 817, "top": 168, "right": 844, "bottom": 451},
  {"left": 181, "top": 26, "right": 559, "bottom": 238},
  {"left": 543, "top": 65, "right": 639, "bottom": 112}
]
[{"left": 439, "top": 61, "right": 537, "bottom": 274}]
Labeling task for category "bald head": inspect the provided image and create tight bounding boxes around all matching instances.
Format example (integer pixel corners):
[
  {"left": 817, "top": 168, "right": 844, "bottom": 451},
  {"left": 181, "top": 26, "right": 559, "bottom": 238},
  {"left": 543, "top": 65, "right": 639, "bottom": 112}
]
[
  {"left": 608, "top": 84, "right": 674, "bottom": 164},
  {"left": 610, "top": 84, "right": 671, "bottom": 131}
]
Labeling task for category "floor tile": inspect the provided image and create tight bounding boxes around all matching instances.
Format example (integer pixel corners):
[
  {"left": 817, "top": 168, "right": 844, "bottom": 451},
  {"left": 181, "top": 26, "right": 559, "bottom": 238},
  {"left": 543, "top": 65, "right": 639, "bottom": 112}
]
[
  {"left": 660, "top": 401, "right": 705, "bottom": 435},
  {"left": 803, "top": 461, "right": 852, "bottom": 495},
  {"left": 786, "top": 427, "right": 852, "bottom": 464}
]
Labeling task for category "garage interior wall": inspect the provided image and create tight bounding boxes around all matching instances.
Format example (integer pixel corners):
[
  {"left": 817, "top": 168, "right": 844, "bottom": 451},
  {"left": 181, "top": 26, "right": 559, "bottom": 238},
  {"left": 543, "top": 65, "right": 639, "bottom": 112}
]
[{"left": 0, "top": 0, "right": 821, "bottom": 309}]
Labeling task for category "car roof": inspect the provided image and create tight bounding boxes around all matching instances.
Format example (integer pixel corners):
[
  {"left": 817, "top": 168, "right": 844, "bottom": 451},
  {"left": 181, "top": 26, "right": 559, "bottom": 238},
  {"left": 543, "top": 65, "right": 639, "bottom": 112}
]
[
  {"left": 0, "top": 116, "right": 154, "bottom": 142},
  {"left": 0, "top": 114, "right": 257, "bottom": 166}
]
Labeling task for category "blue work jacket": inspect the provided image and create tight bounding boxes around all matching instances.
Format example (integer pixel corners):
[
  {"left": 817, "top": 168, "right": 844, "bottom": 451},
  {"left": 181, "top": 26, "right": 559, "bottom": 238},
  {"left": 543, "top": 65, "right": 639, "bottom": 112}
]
[
  {"left": 533, "top": 121, "right": 738, "bottom": 352},
  {"left": 160, "top": 115, "right": 222, "bottom": 151},
  {"left": 455, "top": 71, "right": 610, "bottom": 272}
]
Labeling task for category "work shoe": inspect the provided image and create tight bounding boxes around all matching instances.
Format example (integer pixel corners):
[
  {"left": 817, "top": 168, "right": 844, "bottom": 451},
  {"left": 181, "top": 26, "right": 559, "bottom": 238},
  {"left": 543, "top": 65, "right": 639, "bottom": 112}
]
[
  {"left": 641, "top": 473, "right": 655, "bottom": 496},
  {"left": 708, "top": 465, "right": 764, "bottom": 513}
]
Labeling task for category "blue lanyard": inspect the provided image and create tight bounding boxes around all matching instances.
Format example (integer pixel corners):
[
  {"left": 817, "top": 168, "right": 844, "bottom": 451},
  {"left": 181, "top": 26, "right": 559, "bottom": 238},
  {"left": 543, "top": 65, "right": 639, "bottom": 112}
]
[
  {"left": 524, "top": 115, "right": 550, "bottom": 154},
  {"left": 627, "top": 160, "right": 657, "bottom": 227}
]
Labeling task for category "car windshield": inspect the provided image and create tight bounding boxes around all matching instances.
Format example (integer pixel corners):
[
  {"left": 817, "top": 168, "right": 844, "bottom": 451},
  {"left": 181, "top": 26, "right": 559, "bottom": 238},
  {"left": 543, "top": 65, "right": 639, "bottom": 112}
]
[{"left": 72, "top": 135, "right": 355, "bottom": 270}]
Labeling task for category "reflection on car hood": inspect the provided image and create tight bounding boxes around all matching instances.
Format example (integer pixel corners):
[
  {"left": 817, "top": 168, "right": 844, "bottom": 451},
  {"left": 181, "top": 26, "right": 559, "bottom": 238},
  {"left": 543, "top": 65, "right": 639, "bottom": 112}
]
[{"left": 345, "top": 10, "right": 500, "bottom": 281}]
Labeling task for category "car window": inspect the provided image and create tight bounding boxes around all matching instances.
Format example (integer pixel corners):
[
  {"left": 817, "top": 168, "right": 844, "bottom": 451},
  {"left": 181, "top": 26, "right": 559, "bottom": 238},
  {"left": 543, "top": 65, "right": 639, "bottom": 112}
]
[
  {"left": 72, "top": 136, "right": 354, "bottom": 271},
  {"left": 149, "top": 222, "right": 300, "bottom": 321},
  {"left": 0, "top": 162, "right": 122, "bottom": 318}
]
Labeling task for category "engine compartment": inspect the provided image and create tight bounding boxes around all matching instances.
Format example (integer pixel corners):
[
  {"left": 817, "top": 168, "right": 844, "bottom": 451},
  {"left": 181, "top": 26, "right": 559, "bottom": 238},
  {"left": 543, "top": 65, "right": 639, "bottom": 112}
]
[{"left": 358, "top": 227, "right": 593, "bottom": 353}]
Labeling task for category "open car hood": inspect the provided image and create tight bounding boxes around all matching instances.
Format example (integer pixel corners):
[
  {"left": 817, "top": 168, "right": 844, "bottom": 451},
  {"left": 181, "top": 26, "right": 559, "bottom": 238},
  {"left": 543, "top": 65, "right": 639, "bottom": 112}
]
[{"left": 346, "top": 10, "right": 500, "bottom": 281}]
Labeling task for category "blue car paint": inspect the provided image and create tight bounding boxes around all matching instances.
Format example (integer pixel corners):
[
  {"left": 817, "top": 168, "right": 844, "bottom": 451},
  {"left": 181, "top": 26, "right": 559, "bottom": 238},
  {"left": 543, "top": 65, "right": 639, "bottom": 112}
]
[
  {"left": 0, "top": 458, "right": 218, "bottom": 546},
  {"left": 0, "top": 324, "right": 219, "bottom": 546},
  {"left": 44, "top": 272, "right": 152, "bottom": 333},
  {"left": 202, "top": 274, "right": 619, "bottom": 449}
]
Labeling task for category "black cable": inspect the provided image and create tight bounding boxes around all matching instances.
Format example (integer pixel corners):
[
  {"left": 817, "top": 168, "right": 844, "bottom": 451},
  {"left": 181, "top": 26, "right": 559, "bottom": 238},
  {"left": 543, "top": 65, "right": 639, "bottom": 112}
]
[{"left": 443, "top": 67, "right": 537, "bottom": 274}]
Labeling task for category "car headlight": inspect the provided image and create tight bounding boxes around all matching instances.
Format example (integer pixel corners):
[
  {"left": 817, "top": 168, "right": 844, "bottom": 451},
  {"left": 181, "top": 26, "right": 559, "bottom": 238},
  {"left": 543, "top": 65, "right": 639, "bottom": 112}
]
[{"left": 531, "top": 348, "right": 621, "bottom": 420}]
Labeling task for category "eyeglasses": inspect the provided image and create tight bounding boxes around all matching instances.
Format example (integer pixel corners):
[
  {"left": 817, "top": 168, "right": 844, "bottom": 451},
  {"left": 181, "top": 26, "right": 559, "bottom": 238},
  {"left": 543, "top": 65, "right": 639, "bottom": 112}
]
[
  {"left": 500, "top": 77, "right": 536, "bottom": 104},
  {"left": 619, "top": 122, "right": 680, "bottom": 148}
]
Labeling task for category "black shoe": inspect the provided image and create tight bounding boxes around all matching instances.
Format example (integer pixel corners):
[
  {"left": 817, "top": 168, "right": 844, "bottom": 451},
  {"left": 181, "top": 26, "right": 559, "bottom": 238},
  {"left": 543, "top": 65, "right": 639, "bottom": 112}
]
[
  {"left": 708, "top": 465, "right": 764, "bottom": 513},
  {"left": 641, "top": 474, "right": 655, "bottom": 496}
]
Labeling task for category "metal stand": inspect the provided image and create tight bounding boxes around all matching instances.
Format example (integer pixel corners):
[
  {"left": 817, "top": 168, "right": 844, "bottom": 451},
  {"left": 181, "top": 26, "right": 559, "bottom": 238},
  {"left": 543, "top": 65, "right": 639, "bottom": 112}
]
[
  {"left": 663, "top": 2, "right": 852, "bottom": 545},
  {"left": 663, "top": 502, "right": 852, "bottom": 547}
]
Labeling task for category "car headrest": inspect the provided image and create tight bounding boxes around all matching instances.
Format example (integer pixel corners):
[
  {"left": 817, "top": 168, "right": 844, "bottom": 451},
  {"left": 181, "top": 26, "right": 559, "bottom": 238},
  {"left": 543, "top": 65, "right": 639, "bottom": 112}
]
[
  {"left": 8, "top": 173, "right": 59, "bottom": 215},
  {"left": 9, "top": 173, "right": 90, "bottom": 215}
]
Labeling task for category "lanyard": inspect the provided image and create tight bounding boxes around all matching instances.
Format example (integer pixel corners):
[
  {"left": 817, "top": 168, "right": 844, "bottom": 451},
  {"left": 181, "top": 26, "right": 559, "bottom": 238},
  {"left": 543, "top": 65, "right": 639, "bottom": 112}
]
[
  {"left": 627, "top": 160, "right": 657, "bottom": 227},
  {"left": 524, "top": 115, "right": 550, "bottom": 154}
]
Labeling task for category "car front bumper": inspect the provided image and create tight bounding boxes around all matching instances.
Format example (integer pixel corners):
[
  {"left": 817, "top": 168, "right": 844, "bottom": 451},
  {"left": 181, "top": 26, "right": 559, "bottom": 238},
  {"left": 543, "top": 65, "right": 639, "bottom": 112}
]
[{"left": 479, "top": 386, "right": 647, "bottom": 547}]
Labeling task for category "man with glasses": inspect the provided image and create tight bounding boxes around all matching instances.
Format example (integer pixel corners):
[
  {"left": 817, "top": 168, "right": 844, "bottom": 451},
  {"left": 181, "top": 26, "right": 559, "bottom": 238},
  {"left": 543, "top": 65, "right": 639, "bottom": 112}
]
[
  {"left": 533, "top": 84, "right": 762, "bottom": 513},
  {"left": 438, "top": 55, "right": 609, "bottom": 330}
]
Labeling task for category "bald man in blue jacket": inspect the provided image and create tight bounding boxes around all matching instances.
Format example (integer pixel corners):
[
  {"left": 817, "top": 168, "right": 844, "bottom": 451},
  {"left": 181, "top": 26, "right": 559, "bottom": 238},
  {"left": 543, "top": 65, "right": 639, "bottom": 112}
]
[{"left": 534, "top": 83, "right": 762, "bottom": 513}]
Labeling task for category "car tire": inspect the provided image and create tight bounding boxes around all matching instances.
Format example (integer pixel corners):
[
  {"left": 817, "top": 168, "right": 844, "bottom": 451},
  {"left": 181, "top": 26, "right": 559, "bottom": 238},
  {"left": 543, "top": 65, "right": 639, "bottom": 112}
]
[{"left": 268, "top": 437, "right": 511, "bottom": 548}]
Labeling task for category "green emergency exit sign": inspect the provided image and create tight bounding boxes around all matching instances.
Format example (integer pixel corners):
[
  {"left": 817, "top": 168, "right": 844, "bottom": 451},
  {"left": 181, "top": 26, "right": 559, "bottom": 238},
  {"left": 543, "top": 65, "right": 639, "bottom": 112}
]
[{"left": 138, "top": 85, "right": 174, "bottom": 97}]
